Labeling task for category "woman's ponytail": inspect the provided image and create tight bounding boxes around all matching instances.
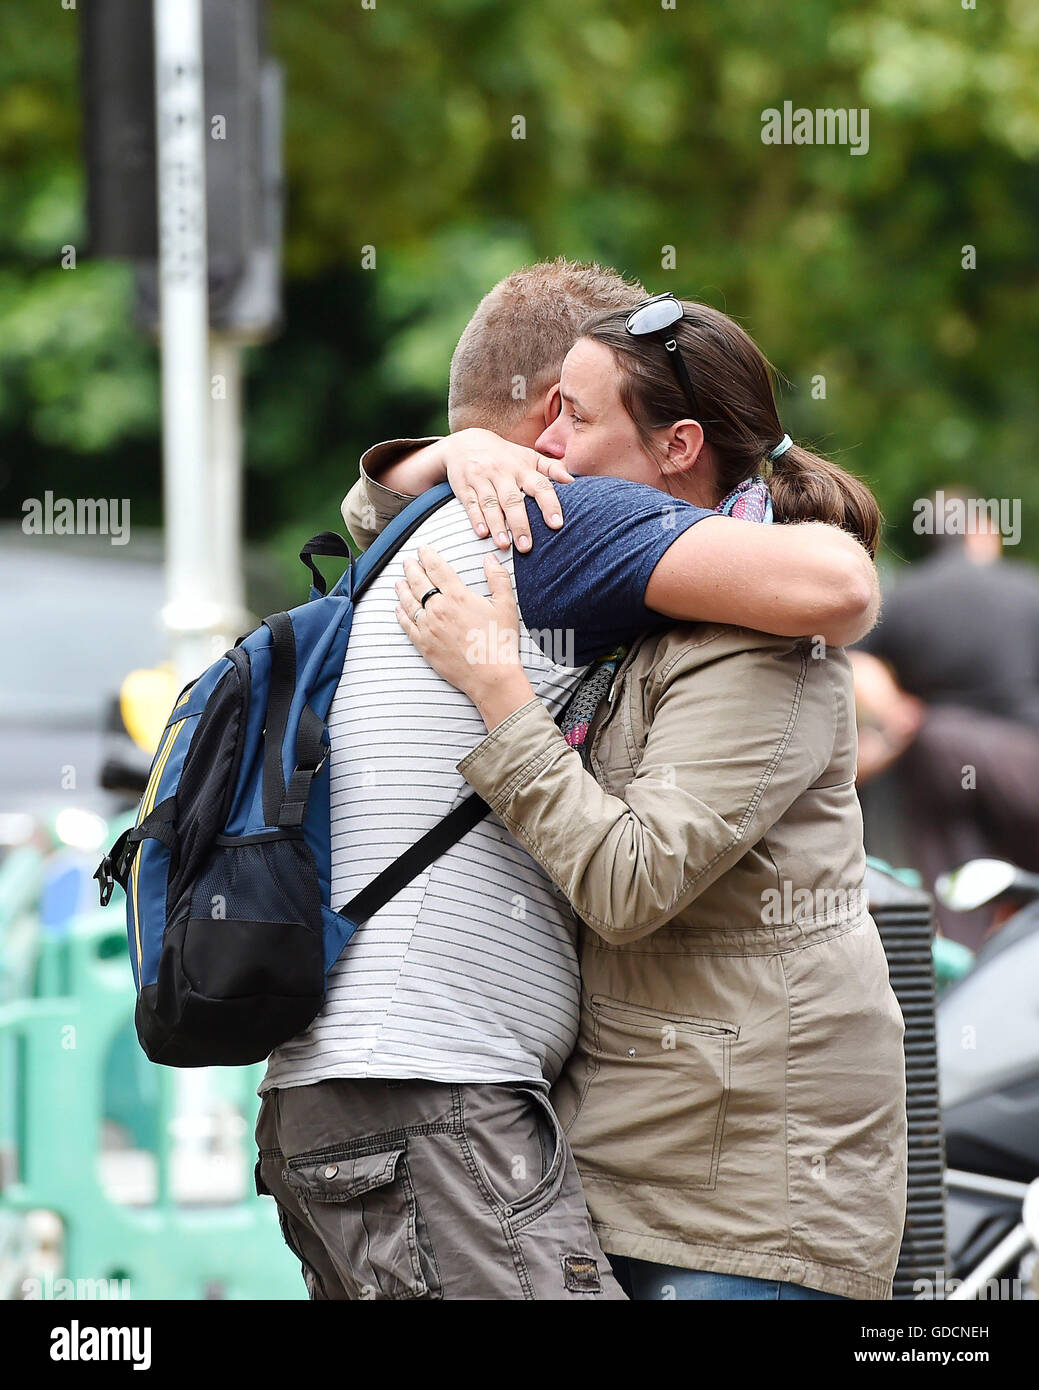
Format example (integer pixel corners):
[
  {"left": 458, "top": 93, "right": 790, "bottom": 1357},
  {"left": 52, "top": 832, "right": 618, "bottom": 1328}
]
[{"left": 768, "top": 445, "right": 882, "bottom": 557}]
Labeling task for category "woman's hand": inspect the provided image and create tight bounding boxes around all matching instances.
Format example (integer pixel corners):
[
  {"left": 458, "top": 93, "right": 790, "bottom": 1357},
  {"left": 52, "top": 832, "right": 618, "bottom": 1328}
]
[
  {"left": 441, "top": 428, "right": 573, "bottom": 552},
  {"left": 395, "top": 545, "right": 537, "bottom": 731}
]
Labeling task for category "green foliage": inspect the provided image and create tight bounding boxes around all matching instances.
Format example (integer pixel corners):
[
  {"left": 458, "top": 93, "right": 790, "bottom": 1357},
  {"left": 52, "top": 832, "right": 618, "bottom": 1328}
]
[{"left": 0, "top": 0, "right": 1037, "bottom": 573}]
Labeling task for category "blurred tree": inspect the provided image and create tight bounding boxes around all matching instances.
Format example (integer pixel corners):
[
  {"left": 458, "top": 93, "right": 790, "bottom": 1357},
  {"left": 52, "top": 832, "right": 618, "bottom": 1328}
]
[{"left": 0, "top": 0, "right": 1036, "bottom": 583}]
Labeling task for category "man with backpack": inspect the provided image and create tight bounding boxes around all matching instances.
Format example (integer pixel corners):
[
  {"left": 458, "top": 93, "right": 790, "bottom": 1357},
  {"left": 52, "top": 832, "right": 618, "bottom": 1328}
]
[{"left": 251, "top": 260, "right": 879, "bottom": 1299}]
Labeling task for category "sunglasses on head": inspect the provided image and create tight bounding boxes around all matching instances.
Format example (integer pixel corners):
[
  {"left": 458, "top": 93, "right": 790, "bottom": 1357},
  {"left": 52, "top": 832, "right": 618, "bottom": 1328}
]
[{"left": 624, "top": 292, "right": 708, "bottom": 425}]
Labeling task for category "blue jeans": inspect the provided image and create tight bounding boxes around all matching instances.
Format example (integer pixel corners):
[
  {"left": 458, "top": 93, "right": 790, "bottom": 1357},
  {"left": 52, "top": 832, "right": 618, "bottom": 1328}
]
[{"left": 609, "top": 1256, "right": 847, "bottom": 1301}]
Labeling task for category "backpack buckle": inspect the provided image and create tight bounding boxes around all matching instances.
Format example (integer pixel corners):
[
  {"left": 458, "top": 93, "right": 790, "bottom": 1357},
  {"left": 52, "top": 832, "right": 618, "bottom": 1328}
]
[
  {"left": 94, "top": 855, "right": 115, "bottom": 907},
  {"left": 279, "top": 749, "right": 329, "bottom": 829},
  {"left": 94, "top": 828, "right": 135, "bottom": 906}
]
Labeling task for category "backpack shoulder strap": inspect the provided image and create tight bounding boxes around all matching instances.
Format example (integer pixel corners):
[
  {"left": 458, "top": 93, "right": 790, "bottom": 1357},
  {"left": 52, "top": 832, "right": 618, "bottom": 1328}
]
[
  {"left": 337, "top": 790, "right": 490, "bottom": 927},
  {"left": 350, "top": 481, "right": 455, "bottom": 600},
  {"left": 336, "top": 696, "right": 574, "bottom": 930}
]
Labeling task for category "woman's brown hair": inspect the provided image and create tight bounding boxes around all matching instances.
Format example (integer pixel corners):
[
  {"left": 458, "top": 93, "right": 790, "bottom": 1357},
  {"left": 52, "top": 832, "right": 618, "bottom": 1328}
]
[{"left": 580, "top": 300, "right": 882, "bottom": 556}]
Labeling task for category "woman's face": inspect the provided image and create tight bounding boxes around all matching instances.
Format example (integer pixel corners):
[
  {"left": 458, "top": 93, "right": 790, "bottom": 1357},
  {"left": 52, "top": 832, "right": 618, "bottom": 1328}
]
[{"left": 534, "top": 338, "right": 664, "bottom": 487}]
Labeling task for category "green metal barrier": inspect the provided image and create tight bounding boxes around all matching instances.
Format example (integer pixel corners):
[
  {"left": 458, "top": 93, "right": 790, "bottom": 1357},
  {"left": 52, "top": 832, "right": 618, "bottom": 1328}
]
[
  {"left": 0, "top": 846, "right": 47, "bottom": 1002},
  {"left": 931, "top": 934, "right": 975, "bottom": 989},
  {"left": 865, "top": 854, "right": 924, "bottom": 891},
  {"left": 0, "top": 874, "right": 305, "bottom": 1300}
]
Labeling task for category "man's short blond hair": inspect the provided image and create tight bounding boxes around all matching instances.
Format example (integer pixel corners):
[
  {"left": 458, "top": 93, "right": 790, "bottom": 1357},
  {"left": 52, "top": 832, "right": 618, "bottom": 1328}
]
[{"left": 447, "top": 258, "right": 646, "bottom": 432}]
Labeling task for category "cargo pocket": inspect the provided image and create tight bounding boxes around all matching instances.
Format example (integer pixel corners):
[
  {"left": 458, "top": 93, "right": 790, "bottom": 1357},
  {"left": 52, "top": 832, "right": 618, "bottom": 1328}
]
[
  {"left": 284, "top": 1146, "right": 440, "bottom": 1301},
  {"left": 570, "top": 995, "right": 739, "bottom": 1191}
]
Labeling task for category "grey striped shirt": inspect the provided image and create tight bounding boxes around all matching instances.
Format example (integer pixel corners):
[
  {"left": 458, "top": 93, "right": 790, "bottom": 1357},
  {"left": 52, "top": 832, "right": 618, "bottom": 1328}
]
[{"left": 261, "top": 498, "right": 588, "bottom": 1092}]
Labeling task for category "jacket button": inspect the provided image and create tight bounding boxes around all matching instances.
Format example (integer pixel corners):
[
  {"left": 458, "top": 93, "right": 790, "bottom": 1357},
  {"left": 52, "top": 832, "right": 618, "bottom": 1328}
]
[
  {"left": 503, "top": 1206, "right": 514, "bottom": 1217},
  {"left": 627, "top": 1047, "right": 637, "bottom": 1057},
  {"left": 324, "top": 1164, "right": 339, "bottom": 1179}
]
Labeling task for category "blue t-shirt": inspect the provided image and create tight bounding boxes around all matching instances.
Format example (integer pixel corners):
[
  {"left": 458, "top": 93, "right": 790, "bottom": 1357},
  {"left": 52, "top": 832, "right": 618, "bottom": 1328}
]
[{"left": 513, "top": 476, "right": 714, "bottom": 666}]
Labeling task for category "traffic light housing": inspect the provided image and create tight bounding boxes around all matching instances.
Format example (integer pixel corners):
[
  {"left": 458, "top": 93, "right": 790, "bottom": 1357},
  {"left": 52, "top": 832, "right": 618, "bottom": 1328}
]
[{"left": 80, "top": 0, "right": 282, "bottom": 339}]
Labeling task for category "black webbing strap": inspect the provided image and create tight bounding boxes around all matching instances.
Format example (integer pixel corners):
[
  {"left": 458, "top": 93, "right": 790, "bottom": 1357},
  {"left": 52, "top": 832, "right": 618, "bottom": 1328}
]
[
  {"left": 263, "top": 614, "right": 332, "bottom": 829},
  {"left": 281, "top": 703, "right": 328, "bottom": 828},
  {"left": 128, "top": 797, "right": 178, "bottom": 852},
  {"left": 94, "top": 799, "right": 176, "bottom": 906},
  {"left": 337, "top": 697, "right": 576, "bottom": 927},
  {"left": 299, "top": 532, "right": 353, "bottom": 597},
  {"left": 338, "top": 789, "right": 492, "bottom": 926},
  {"left": 301, "top": 492, "right": 458, "bottom": 605},
  {"left": 262, "top": 613, "right": 296, "bottom": 826}
]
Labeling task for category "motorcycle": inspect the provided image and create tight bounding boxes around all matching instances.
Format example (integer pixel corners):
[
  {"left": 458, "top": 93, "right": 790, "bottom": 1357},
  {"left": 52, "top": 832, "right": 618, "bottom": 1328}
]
[{"left": 933, "top": 859, "right": 1039, "bottom": 1299}]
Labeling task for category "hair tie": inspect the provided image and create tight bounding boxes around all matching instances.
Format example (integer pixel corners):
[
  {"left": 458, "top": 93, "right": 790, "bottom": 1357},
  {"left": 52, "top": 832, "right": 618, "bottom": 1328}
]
[{"left": 768, "top": 433, "right": 793, "bottom": 462}]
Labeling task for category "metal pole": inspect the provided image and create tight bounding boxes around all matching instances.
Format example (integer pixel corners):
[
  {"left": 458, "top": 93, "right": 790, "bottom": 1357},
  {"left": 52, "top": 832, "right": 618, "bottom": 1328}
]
[
  {"left": 946, "top": 1223, "right": 1030, "bottom": 1299},
  {"left": 945, "top": 1168, "right": 1031, "bottom": 1201},
  {"left": 209, "top": 335, "right": 249, "bottom": 644},
  {"left": 153, "top": 0, "right": 220, "bottom": 687}
]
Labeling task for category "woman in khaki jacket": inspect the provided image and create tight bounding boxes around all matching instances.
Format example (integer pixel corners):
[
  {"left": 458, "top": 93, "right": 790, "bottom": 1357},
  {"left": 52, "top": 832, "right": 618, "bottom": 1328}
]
[{"left": 394, "top": 296, "right": 908, "bottom": 1300}]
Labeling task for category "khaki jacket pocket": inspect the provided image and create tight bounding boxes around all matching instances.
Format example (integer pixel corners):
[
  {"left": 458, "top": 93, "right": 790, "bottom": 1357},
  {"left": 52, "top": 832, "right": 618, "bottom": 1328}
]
[{"left": 570, "top": 996, "right": 738, "bottom": 1192}]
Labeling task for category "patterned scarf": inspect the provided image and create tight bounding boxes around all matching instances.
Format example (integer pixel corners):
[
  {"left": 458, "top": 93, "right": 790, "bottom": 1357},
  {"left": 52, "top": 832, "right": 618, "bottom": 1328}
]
[
  {"left": 561, "top": 646, "right": 626, "bottom": 756},
  {"left": 716, "top": 475, "right": 774, "bottom": 523},
  {"left": 559, "top": 476, "right": 773, "bottom": 761}
]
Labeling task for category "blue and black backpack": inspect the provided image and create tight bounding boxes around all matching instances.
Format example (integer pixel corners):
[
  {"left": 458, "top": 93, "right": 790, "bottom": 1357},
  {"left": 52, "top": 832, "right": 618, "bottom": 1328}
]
[{"left": 94, "top": 484, "right": 499, "bottom": 1068}]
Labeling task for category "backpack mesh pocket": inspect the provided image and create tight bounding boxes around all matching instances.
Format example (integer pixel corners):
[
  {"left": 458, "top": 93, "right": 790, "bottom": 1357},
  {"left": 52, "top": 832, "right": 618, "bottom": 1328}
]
[
  {"left": 137, "top": 831, "right": 326, "bottom": 1066},
  {"left": 187, "top": 833, "right": 323, "bottom": 933}
]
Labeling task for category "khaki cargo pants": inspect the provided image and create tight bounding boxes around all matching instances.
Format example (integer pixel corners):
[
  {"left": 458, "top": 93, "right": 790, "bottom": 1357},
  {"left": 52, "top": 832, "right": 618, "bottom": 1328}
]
[{"left": 255, "top": 1076, "right": 626, "bottom": 1301}]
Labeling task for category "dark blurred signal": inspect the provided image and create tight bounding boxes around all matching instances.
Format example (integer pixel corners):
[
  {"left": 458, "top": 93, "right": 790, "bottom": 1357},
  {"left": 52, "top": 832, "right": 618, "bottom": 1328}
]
[{"left": 80, "top": 0, "right": 282, "bottom": 339}]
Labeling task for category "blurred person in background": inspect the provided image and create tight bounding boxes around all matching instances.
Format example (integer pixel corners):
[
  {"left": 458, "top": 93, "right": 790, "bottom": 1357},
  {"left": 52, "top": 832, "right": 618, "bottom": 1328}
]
[{"left": 852, "top": 492, "right": 1039, "bottom": 949}]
